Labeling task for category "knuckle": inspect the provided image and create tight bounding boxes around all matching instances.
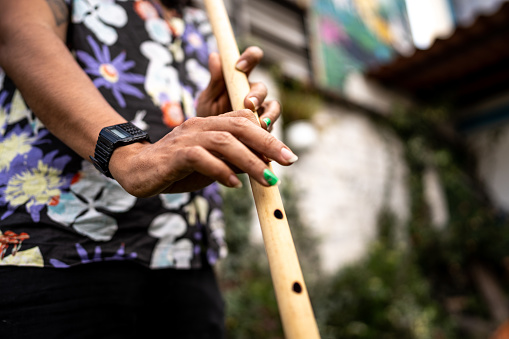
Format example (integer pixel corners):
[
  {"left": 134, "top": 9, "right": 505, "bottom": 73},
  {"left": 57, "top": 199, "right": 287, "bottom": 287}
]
[
  {"left": 231, "top": 116, "right": 254, "bottom": 129},
  {"left": 263, "top": 132, "right": 278, "bottom": 148},
  {"left": 210, "top": 131, "right": 233, "bottom": 147},
  {"left": 211, "top": 131, "right": 233, "bottom": 146},
  {"left": 237, "top": 109, "right": 253, "bottom": 117},
  {"left": 168, "top": 131, "right": 185, "bottom": 146},
  {"left": 181, "top": 117, "right": 201, "bottom": 130},
  {"left": 246, "top": 156, "right": 259, "bottom": 170},
  {"left": 182, "top": 146, "right": 203, "bottom": 164},
  {"left": 208, "top": 165, "right": 224, "bottom": 178}
]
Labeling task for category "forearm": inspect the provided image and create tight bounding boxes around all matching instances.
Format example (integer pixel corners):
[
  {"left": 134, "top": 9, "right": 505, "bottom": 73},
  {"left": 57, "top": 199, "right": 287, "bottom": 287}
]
[
  {"left": 0, "top": 16, "right": 126, "bottom": 161},
  {"left": 0, "top": 1, "right": 297, "bottom": 197}
]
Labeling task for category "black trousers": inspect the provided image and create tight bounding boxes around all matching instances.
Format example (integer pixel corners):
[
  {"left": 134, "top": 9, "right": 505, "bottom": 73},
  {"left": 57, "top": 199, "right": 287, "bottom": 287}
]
[{"left": 0, "top": 261, "right": 225, "bottom": 338}]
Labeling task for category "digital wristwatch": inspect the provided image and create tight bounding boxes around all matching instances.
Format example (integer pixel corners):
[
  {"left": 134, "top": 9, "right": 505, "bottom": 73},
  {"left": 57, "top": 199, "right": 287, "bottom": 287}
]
[{"left": 90, "top": 122, "right": 150, "bottom": 178}]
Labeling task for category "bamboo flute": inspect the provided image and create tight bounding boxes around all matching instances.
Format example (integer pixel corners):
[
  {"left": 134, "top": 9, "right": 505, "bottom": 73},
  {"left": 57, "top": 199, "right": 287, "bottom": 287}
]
[{"left": 203, "top": 1, "right": 321, "bottom": 338}]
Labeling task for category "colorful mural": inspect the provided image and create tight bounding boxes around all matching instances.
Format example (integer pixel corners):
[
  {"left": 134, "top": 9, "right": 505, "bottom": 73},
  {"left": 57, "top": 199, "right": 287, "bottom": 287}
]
[{"left": 311, "top": 0, "right": 413, "bottom": 90}]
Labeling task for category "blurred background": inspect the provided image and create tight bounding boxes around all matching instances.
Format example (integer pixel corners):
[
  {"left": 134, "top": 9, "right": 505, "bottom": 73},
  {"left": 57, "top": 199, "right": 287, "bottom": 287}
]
[{"left": 199, "top": 0, "right": 509, "bottom": 337}]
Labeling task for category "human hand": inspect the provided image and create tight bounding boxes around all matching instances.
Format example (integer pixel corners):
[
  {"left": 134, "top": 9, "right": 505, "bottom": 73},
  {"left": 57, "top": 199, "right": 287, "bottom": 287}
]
[
  {"left": 109, "top": 110, "right": 297, "bottom": 197},
  {"left": 195, "top": 46, "right": 280, "bottom": 131}
]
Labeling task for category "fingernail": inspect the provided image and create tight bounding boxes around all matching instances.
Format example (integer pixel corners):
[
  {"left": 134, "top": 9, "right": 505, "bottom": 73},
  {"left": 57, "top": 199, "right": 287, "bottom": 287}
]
[
  {"left": 263, "top": 168, "right": 279, "bottom": 186},
  {"left": 262, "top": 117, "right": 271, "bottom": 128},
  {"left": 236, "top": 60, "right": 248, "bottom": 72},
  {"left": 229, "top": 174, "right": 243, "bottom": 188},
  {"left": 248, "top": 97, "right": 259, "bottom": 111},
  {"left": 281, "top": 148, "right": 298, "bottom": 163}
]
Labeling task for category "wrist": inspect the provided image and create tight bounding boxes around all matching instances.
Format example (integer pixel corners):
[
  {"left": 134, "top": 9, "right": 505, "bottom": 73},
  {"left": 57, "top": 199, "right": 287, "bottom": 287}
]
[
  {"left": 89, "top": 122, "right": 151, "bottom": 179},
  {"left": 108, "top": 141, "right": 149, "bottom": 181}
]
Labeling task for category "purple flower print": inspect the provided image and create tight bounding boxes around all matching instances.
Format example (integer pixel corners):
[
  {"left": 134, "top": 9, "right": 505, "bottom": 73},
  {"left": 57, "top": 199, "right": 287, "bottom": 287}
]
[
  {"left": 202, "top": 182, "right": 222, "bottom": 206},
  {"left": 207, "top": 248, "right": 218, "bottom": 265},
  {"left": 0, "top": 90, "right": 10, "bottom": 111},
  {"left": 0, "top": 90, "right": 10, "bottom": 134},
  {"left": 0, "top": 146, "right": 72, "bottom": 222},
  {"left": 77, "top": 36, "right": 145, "bottom": 107},
  {"left": 0, "top": 124, "right": 50, "bottom": 174},
  {"left": 50, "top": 243, "right": 137, "bottom": 268},
  {"left": 182, "top": 24, "right": 208, "bottom": 64}
]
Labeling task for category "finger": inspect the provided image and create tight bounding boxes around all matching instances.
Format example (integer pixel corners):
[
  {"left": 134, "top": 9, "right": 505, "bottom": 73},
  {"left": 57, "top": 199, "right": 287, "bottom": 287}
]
[
  {"left": 244, "top": 82, "right": 267, "bottom": 112},
  {"left": 175, "top": 145, "right": 243, "bottom": 189},
  {"left": 219, "top": 109, "right": 260, "bottom": 125},
  {"left": 258, "top": 100, "right": 281, "bottom": 131},
  {"left": 198, "top": 112, "right": 299, "bottom": 166},
  {"left": 202, "top": 131, "right": 279, "bottom": 186},
  {"left": 163, "top": 172, "right": 215, "bottom": 194},
  {"left": 235, "top": 46, "right": 263, "bottom": 76}
]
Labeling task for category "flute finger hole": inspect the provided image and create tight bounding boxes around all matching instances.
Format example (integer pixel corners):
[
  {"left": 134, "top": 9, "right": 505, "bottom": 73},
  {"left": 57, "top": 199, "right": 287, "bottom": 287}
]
[
  {"left": 274, "top": 209, "right": 283, "bottom": 219},
  {"left": 292, "top": 282, "right": 302, "bottom": 294}
]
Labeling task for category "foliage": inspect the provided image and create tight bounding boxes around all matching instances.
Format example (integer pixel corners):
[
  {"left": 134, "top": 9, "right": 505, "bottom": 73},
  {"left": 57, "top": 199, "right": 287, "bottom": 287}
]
[
  {"left": 272, "top": 67, "right": 324, "bottom": 126},
  {"left": 387, "top": 105, "right": 509, "bottom": 336},
  {"left": 314, "top": 210, "right": 455, "bottom": 339}
]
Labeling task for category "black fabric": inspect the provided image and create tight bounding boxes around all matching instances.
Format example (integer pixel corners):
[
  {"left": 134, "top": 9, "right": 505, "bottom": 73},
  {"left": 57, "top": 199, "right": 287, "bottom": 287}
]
[{"left": 0, "top": 261, "right": 225, "bottom": 338}]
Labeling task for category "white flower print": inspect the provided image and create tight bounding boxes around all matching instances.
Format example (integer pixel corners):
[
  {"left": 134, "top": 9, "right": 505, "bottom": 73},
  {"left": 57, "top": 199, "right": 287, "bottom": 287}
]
[
  {"left": 47, "top": 161, "right": 136, "bottom": 241},
  {"left": 185, "top": 58, "right": 210, "bottom": 91},
  {"left": 173, "top": 239, "right": 193, "bottom": 269},
  {"left": 140, "top": 41, "right": 186, "bottom": 127},
  {"left": 131, "top": 110, "right": 150, "bottom": 131},
  {"left": 0, "top": 68, "right": 4, "bottom": 87},
  {"left": 0, "top": 129, "right": 35, "bottom": 172},
  {"left": 207, "top": 35, "right": 218, "bottom": 56},
  {"left": 140, "top": 41, "right": 181, "bottom": 107},
  {"left": 183, "top": 195, "right": 208, "bottom": 226},
  {"left": 0, "top": 90, "right": 45, "bottom": 137},
  {"left": 160, "top": 193, "right": 190, "bottom": 210},
  {"left": 145, "top": 17, "right": 171, "bottom": 45},
  {"left": 149, "top": 212, "right": 193, "bottom": 268},
  {"left": 181, "top": 87, "right": 196, "bottom": 119},
  {"left": 184, "top": 8, "right": 211, "bottom": 36},
  {"left": 134, "top": 0, "right": 171, "bottom": 45},
  {"left": 8, "top": 91, "right": 45, "bottom": 133},
  {"left": 184, "top": 7, "right": 207, "bottom": 23},
  {"left": 209, "top": 208, "right": 228, "bottom": 259},
  {"left": 72, "top": 0, "right": 128, "bottom": 45},
  {"left": 0, "top": 247, "right": 44, "bottom": 267}
]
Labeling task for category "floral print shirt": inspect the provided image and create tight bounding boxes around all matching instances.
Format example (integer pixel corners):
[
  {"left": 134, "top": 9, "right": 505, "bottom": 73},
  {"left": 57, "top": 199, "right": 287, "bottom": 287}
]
[{"left": 0, "top": 0, "right": 227, "bottom": 269}]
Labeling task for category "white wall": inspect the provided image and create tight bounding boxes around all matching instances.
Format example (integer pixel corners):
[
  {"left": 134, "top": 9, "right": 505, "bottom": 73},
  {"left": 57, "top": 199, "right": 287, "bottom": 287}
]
[
  {"left": 285, "top": 106, "right": 410, "bottom": 273},
  {"left": 468, "top": 122, "right": 509, "bottom": 212}
]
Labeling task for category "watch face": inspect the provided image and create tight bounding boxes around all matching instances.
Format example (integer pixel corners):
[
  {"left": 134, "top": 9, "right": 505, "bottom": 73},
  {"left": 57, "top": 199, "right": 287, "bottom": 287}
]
[{"left": 110, "top": 127, "right": 130, "bottom": 139}]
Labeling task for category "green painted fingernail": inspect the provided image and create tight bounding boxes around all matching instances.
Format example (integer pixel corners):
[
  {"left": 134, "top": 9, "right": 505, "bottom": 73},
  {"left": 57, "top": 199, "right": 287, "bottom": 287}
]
[
  {"left": 262, "top": 117, "right": 271, "bottom": 128},
  {"left": 263, "top": 168, "right": 279, "bottom": 186}
]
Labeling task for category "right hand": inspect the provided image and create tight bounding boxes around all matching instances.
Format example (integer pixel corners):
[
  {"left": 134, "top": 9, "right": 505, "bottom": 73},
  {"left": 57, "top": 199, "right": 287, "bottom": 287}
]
[
  {"left": 196, "top": 47, "right": 280, "bottom": 131},
  {"left": 109, "top": 110, "right": 298, "bottom": 197}
]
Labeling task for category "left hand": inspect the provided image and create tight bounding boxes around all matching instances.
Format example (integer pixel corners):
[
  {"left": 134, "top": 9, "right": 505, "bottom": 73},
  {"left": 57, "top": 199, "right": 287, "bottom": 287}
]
[{"left": 195, "top": 46, "right": 280, "bottom": 131}]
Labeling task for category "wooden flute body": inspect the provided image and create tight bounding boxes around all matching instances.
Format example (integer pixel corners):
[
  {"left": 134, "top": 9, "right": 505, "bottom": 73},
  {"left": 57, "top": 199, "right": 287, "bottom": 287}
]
[{"left": 203, "top": 1, "right": 321, "bottom": 338}]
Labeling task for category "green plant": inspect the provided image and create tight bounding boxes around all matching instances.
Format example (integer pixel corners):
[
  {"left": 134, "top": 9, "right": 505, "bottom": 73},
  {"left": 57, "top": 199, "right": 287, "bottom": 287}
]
[
  {"left": 387, "top": 105, "right": 509, "bottom": 337},
  {"left": 314, "top": 210, "right": 455, "bottom": 339},
  {"left": 271, "top": 66, "right": 324, "bottom": 126}
]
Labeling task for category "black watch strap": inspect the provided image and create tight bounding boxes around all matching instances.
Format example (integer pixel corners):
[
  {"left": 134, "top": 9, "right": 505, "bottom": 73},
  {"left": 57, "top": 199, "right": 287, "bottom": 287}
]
[{"left": 90, "top": 122, "right": 150, "bottom": 179}]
